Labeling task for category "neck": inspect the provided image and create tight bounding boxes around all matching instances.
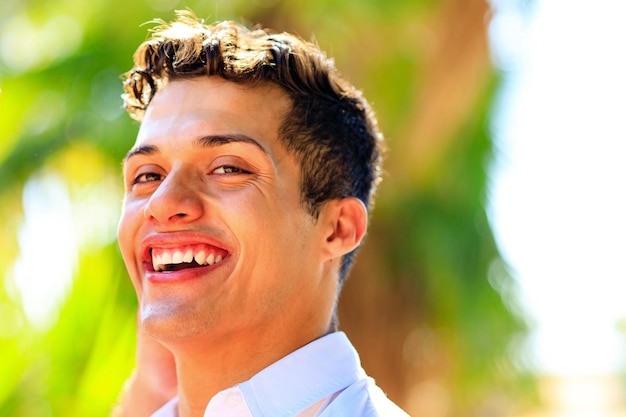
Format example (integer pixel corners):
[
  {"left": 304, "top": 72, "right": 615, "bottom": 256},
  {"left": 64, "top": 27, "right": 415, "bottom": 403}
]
[{"left": 169, "top": 323, "right": 332, "bottom": 417}]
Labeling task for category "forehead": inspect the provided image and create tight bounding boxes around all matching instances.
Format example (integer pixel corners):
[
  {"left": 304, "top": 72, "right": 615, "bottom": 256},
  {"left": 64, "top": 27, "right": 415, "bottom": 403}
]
[{"left": 135, "top": 77, "right": 292, "bottom": 151}]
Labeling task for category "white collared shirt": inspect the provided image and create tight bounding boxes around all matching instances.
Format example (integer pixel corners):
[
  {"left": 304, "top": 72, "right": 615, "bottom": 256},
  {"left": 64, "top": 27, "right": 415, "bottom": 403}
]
[{"left": 151, "top": 332, "right": 410, "bottom": 417}]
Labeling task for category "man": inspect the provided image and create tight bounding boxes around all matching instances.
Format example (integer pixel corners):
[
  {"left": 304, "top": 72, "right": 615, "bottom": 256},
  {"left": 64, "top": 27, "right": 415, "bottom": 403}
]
[{"left": 114, "top": 10, "right": 409, "bottom": 417}]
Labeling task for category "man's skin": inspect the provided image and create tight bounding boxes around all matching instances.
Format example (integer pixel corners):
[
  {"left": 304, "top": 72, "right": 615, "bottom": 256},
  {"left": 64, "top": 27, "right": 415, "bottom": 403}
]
[{"left": 116, "top": 76, "right": 367, "bottom": 417}]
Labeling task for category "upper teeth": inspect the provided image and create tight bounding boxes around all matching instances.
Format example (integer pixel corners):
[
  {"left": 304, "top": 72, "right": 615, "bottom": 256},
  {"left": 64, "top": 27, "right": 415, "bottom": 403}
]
[{"left": 152, "top": 246, "right": 224, "bottom": 272}]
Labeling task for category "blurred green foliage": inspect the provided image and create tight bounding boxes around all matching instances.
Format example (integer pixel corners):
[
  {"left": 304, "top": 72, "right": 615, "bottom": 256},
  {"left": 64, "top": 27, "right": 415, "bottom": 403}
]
[{"left": 0, "top": 0, "right": 534, "bottom": 415}]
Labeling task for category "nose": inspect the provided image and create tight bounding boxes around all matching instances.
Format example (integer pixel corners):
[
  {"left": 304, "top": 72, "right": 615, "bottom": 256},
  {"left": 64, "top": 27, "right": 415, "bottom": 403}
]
[{"left": 143, "top": 168, "right": 203, "bottom": 224}]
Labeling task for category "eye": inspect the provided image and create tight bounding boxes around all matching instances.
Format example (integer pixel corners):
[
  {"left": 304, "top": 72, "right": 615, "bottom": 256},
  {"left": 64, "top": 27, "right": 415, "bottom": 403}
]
[
  {"left": 211, "top": 165, "right": 250, "bottom": 175},
  {"left": 133, "top": 172, "right": 164, "bottom": 184}
]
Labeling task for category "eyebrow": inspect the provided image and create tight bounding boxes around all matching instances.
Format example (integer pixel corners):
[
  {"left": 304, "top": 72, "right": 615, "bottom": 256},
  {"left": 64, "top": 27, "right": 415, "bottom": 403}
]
[
  {"left": 194, "top": 134, "right": 267, "bottom": 154},
  {"left": 124, "top": 144, "right": 158, "bottom": 161},
  {"left": 124, "top": 133, "right": 268, "bottom": 162}
]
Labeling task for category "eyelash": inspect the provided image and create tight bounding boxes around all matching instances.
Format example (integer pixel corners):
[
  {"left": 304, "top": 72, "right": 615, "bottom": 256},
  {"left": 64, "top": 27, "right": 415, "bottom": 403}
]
[
  {"left": 132, "top": 165, "right": 250, "bottom": 185},
  {"left": 133, "top": 172, "right": 163, "bottom": 184},
  {"left": 211, "top": 165, "right": 250, "bottom": 175}
]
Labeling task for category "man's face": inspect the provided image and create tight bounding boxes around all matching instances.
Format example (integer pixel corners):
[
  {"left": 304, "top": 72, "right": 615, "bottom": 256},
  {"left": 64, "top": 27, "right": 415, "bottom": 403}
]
[{"left": 118, "top": 77, "right": 337, "bottom": 345}]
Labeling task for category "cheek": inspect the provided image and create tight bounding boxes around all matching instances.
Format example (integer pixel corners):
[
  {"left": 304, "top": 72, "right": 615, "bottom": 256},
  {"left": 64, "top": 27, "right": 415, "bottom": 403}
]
[
  {"left": 117, "top": 201, "right": 142, "bottom": 267},
  {"left": 117, "top": 207, "right": 147, "bottom": 297}
]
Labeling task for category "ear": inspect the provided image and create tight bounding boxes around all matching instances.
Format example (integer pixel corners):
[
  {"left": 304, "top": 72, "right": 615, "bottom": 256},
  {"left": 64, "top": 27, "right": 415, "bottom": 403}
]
[{"left": 320, "top": 197, "right": 368, "bottom": 260}]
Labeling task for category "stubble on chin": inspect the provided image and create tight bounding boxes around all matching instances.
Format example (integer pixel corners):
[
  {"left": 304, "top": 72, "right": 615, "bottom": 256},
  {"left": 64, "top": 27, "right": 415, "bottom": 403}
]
[{"left": 140, "top": 300, "right": 216, "bottom": 341}]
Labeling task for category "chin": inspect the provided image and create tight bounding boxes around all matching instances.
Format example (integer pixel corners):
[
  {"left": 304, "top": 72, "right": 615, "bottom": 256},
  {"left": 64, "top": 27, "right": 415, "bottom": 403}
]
[{"left": 140, "top": 300, "right": 212, "bottom": 341}]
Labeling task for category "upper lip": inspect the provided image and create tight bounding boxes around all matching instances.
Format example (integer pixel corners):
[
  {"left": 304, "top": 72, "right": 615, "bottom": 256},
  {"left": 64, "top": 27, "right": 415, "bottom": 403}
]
[{"left": 139, "top": 231, "right": 233, "bottom": 264}]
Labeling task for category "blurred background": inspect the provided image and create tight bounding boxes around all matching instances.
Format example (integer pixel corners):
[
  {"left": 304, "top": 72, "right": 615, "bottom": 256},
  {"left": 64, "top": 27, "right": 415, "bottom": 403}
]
[{"left": 0, "top": 0, "right": 624, "bottom": 416}]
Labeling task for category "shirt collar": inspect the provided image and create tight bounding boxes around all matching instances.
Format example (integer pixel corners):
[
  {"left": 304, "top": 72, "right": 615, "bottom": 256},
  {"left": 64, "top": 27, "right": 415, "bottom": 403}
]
[
  {"left": 237, "top": 331, "right": 366, "bottom": 417},
  {"left": 151, "top": 396, "right": 178, "bottom": 417}
]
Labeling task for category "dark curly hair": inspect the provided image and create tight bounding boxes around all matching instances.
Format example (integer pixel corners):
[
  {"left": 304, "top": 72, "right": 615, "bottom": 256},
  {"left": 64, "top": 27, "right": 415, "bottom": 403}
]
[{"left": 122, "top": 10, "right": 384, "bottom": 285}]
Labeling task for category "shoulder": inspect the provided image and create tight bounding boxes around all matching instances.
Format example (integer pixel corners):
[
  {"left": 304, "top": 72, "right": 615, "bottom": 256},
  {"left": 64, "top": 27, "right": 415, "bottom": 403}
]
[{"left": 320, "top": 377, "right": 411, "bottom": 417}]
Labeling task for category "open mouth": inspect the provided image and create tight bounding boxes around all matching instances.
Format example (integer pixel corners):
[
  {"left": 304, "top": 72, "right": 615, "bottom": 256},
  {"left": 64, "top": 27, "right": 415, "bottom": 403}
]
[{"left": 150, "top": 244, "right": 228, "bottom": 272}]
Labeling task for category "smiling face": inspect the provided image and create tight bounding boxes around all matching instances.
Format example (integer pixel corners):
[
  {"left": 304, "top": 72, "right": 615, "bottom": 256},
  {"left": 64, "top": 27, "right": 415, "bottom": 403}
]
[{"left": 118, "top": 77, "right": 339, "bottom": 348}]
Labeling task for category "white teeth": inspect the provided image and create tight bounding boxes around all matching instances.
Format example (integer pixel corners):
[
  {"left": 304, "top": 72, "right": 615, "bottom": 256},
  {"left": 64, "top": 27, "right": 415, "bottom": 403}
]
[
  {"left": 151, "top": 247, "right": 225, "bottom": 271},
  {"left": 172, "top": 250, "right": 183, "bottom": 264},
  {"left": 161, "top": 252, "right": 172, "bottom": 265},
  {"left": 195, "top": 250, "right": 207, "bottom": 265}
]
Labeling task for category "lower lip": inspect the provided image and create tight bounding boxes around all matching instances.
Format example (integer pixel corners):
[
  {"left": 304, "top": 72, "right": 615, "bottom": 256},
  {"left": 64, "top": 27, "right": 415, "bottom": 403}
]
[{"left": 143, "top": 262, "right": 224, "bottom": 284}]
